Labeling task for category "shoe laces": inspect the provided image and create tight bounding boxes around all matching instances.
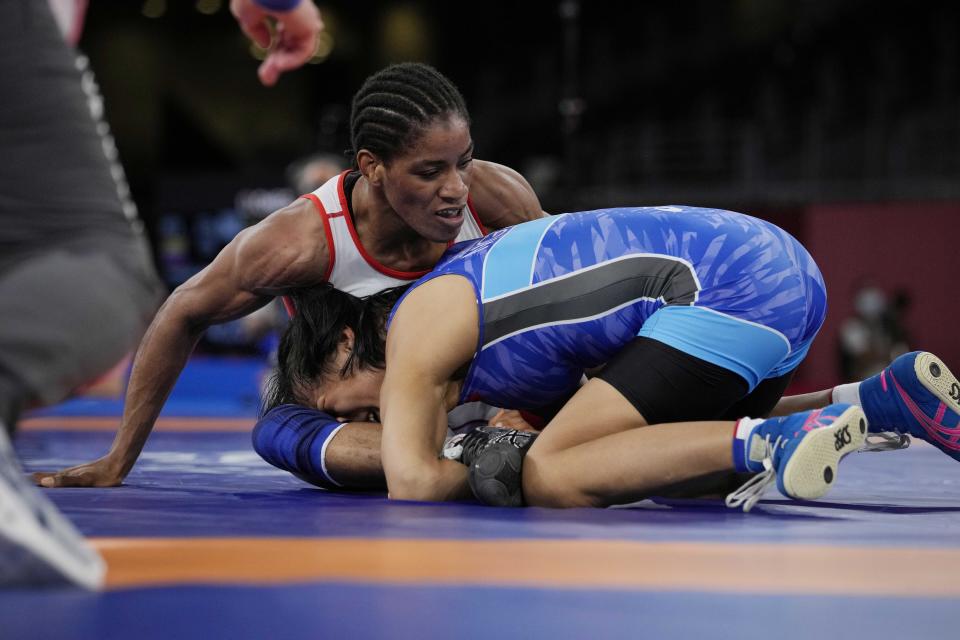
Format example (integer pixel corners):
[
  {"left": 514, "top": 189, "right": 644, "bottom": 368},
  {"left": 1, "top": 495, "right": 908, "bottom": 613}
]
[
  {"left": 441, "top": 427, "right": 498, "bottom": 465},
  {"left": 725, "top": 434, "right": 783, "bottom": 512},
  {"left": 459, "top": 429, "right": 494, "bottom": 466},
  {"left": 860, "top": 431, "right": 911, "bottom": 452},
  {"left": 441, "top": 432, "right": 469, "bottom": 461},
  {"left": 443, "top": 427, "right": 536, "bottom": 466}
]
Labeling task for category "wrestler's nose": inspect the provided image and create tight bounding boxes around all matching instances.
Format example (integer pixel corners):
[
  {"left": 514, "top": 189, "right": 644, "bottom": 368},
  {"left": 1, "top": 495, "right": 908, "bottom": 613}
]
[{"left": 439, "top": 168, "right": 468, "bottom": 202}]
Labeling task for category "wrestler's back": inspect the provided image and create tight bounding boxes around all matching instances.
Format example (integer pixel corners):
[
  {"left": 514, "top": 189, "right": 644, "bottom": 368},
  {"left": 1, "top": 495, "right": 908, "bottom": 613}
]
[{"left": 429, "top": 207, "right": 824, "bottom": 412}]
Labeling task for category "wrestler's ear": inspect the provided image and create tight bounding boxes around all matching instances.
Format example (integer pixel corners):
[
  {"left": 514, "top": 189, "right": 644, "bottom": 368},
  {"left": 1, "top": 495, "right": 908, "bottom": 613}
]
[
  {"left": 339, "top": 326, "right": 356, "bottom": 353},
  {"left": 357, "top": 150, "right": 384, "bottom": 186}
]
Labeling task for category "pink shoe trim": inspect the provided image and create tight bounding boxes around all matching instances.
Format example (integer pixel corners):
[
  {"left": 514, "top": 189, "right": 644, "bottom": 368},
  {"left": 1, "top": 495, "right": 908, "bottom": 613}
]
[
  {"left": 890, "top": 372, "right": 960, "bottom": 450},
  {"left": 799, "top": 408, "right": 833, "bottom": 435}
]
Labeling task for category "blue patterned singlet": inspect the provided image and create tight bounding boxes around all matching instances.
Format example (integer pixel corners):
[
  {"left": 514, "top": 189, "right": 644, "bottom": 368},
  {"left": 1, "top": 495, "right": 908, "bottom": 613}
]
[{"left": 390, "top": 207, "right": 827, "bottom": 413}]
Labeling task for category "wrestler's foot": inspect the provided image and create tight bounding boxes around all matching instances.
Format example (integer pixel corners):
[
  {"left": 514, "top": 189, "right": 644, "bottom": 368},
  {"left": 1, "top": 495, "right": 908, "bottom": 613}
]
[
  {"left": 859, "top": 351, "right": 960, "bottom": 461},
  {"left": 445, "top": 426, "right": 537, "bottom": 507},
  {"left": 0, "top": 424, "right": 104, "bottom": 588},
  {"left": 726, "top": 404, "right": 866, "bottom": 512}
]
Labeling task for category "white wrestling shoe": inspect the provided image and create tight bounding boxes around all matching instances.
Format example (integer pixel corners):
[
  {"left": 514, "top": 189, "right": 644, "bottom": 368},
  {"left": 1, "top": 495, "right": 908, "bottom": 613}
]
[{"left": 0, "top": 424, "right": 105, "bottom": 589}]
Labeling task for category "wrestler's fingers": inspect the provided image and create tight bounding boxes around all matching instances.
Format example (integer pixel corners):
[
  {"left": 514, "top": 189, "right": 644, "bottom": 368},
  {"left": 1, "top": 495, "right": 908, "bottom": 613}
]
[
  {"left": 33, "top": 471, "right": 78, "bottom": 488},
  {"left": 33, "top": 466, "right": 121, "bottom": 488},
  {"left": 239, "top": 17, "right": 272, "bottom": 49},
  {"left": 489, "top": 409, "right": 537, "bottom": 432}
]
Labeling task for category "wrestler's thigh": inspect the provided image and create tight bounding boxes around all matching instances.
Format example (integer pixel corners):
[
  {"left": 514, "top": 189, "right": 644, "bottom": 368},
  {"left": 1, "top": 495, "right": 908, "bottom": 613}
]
[
  {"left": 528, "top": 377, "right": 647, "bottom": 456},
  {"left": 530, "top": 336, "right": 750, "bottom": 455}
]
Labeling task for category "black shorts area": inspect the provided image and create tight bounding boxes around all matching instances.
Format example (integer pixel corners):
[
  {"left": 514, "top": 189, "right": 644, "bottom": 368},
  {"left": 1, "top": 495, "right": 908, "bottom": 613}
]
[{"left": 595, "top": 337, "right": 795, "bottom": 425}]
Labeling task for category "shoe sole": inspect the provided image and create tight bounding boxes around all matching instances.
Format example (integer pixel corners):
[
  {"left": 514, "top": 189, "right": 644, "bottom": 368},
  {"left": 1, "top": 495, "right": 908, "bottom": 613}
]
[
  {"left": 780, "top": 405, "right": 867, "bottom": 501},
  {"left": 914, "top": 352, "right": 960, "bottom": 416}
]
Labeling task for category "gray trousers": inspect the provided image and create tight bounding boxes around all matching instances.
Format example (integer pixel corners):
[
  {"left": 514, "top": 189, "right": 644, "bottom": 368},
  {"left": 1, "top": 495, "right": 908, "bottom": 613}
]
[
  {"left": 0, "top": 0, "right": 164, "bottom": 428},
  {"left": 0, "top": 244, "right": 162, "bottom": 427}
]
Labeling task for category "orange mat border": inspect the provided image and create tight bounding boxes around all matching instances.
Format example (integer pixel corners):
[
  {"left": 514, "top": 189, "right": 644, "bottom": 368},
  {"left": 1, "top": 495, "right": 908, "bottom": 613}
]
[
  {"left": 92, "top": 537, "right": 960, "bottom": 596},
  {"left": 20, "top": 416, "right": 254, "bottom": 432}
]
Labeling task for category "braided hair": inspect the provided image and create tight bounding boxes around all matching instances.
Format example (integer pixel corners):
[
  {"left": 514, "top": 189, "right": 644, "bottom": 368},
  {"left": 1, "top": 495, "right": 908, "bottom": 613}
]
[{"left": 350, "top": 63, "right": 470, "bottom": 163}]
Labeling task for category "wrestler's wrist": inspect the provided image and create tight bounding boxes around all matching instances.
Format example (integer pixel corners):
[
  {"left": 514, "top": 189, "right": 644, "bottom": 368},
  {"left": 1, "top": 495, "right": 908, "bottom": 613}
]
[{"left": 102, "top": 450, "right": 135, "bottom": 479}]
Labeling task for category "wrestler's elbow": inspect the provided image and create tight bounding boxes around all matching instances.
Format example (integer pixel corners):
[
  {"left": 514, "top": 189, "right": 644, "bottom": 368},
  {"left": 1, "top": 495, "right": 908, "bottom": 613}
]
[
  {"left": 386, "top": 468, "right": 445, "bottom": 503},
  {"left": 159, "top": 287, "right": 211, "bottom": 335}
]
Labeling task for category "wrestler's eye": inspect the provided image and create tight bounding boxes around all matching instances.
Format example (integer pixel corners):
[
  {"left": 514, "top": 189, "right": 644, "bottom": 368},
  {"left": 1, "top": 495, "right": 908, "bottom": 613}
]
[{"left": 366, "top": 409, "right": 381, "bottom": 423}]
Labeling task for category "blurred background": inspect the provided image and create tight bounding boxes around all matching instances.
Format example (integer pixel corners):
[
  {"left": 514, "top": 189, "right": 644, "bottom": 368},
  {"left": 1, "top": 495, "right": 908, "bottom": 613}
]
[{"left": 79, "top": 0, "right": 959, "bottom": 393}]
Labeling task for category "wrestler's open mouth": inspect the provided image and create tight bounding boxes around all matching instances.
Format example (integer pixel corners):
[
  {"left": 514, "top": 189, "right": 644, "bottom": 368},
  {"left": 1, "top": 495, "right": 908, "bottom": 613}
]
[{"left": 435, "top": 207, "right": 463, "bottom": 219}]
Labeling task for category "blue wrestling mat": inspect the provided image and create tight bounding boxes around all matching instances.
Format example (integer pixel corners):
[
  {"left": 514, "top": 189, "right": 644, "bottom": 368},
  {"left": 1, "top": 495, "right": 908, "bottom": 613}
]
[{"left": 5, "top": 357, "right": 960, "bottom": 640}]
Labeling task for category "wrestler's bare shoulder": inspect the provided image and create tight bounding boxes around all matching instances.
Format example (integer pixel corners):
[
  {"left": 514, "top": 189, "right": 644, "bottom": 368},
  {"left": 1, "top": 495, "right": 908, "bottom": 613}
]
[
  {"left": 469, "top": 160, "right": 545, "bottom": 228},
  {"left": 233, "top": 198, "right": 332, "bottom": 291}
]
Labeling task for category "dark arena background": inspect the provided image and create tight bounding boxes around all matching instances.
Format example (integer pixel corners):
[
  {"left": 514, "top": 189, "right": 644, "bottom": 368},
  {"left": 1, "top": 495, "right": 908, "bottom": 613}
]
[{"left": 5, "top": 1, "right": 959, "bottom": 638}]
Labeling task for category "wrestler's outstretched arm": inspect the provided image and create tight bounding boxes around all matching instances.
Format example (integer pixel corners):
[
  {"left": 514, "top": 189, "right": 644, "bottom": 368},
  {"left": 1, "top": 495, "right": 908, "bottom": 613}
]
[
  {"left": 33, "top": 200, "right": 329, "bottom": 488},
  {"left": 380, "top": 275, "right": 479, "bottom": 502}
]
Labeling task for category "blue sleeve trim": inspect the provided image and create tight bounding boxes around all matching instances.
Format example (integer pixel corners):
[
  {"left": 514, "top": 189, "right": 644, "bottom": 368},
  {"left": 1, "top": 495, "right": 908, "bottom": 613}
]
[
  {"left": 252, "top": 404, "right": 344, "bottom": 489},
  {"left": 253, "top": 0, "right": 302, "bottom": 12}
]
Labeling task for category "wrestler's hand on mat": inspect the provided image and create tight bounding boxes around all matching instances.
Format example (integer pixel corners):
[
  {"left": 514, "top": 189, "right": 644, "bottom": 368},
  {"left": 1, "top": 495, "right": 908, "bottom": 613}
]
[
  {"left": 488, "top": 409, "right": 537, "bottom": 432},
  {"left": 230, "top": 0, "right": 324, "bottom": 86},
  {"left": 32, "top": 456, "right": 125, "bottom": 488}
]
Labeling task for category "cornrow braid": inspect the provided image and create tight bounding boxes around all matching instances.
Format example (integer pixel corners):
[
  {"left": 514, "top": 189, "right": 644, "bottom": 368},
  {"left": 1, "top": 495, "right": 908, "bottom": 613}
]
[{"left": 350, "top": 63, "right": 470, "bottom": 163}]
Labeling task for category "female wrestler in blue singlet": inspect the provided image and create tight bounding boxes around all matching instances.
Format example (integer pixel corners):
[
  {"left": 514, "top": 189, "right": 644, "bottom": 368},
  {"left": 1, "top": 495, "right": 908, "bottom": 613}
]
[
  {"left": 410, "top": 205, "right": 826, "bottom": 415},
  {"left": 267, "top": 206, "right": 960, "bottom": 510}
]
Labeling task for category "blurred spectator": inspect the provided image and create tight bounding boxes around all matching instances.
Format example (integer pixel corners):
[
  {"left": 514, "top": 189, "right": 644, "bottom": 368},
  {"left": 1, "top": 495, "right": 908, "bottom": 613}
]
[
  {"left": 838, "top": 281, "right": 912, "bottom": 380},
  {"left": 286, "top": 152, "right": 349, "bottom": 195}
]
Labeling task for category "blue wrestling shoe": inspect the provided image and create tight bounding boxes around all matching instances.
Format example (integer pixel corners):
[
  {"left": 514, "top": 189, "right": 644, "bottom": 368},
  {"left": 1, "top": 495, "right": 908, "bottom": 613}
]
[
  {"left": 0, "top": 424, "right": 105, "bottom": 588},
  {"left": 726, "top": 404, "right": 867, "bottom": 512},
  {"left": 859, "top": 351, "right": 960, "bottom": 462}
]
